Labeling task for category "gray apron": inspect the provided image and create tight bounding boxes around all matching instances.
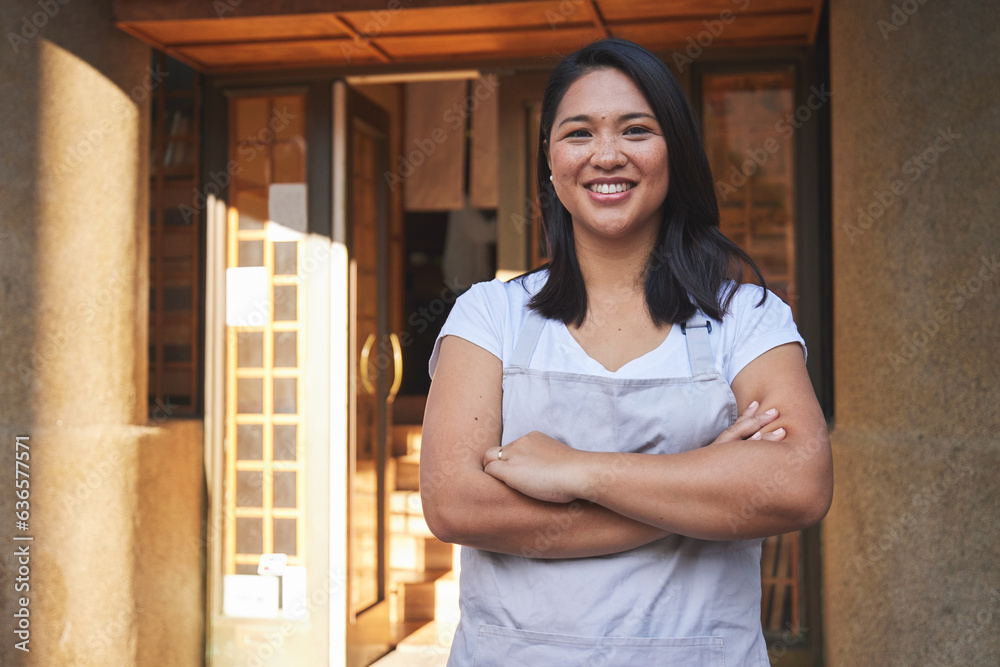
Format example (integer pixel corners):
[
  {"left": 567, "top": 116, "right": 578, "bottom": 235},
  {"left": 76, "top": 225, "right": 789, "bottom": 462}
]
[{"left": 447, "top": 308, "right": 770, "bottom": 666}]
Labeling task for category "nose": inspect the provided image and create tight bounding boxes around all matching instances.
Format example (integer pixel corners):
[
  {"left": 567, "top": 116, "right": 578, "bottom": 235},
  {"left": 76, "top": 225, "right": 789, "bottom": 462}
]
[{"left": 590, "top": 133, "right": 627, "bottom": 170}]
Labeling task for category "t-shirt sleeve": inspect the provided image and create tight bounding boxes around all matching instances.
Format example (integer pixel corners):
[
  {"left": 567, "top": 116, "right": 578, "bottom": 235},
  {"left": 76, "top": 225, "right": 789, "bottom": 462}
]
[
  {"left": 428, "top": 280, "right": 505, "bottom": 379},
  {"left": 723, "top": 285, "right": 807, "bottom": 385}
]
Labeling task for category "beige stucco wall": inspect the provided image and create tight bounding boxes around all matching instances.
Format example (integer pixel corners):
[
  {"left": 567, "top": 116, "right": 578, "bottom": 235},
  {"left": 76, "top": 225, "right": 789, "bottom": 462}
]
[
  {"left": 0, "top": 0, "right": 205, "bottom": 665},
  {"left": 136, "top": 419, "right": 206, "bottom": 667},
  {"left": 826, "top": 0, "right": 1000, "bottom": 665}
]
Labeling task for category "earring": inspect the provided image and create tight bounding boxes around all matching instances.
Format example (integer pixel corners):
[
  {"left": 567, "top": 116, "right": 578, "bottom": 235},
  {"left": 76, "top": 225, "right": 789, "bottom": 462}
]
[{"left": 549, "top": 175, "right": 553, "bottom": 182}]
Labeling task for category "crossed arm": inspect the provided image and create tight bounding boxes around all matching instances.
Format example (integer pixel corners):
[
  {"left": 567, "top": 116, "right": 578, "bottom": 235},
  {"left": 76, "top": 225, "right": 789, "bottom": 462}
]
[{"left": 419, "top": 334, "right": 832, "bottom": 557}]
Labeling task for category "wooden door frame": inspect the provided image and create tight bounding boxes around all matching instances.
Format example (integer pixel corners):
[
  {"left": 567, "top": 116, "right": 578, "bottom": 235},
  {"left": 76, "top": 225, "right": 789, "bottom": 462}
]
[{"left": 343, "top": 83, "right": 394, "bottom": 667}]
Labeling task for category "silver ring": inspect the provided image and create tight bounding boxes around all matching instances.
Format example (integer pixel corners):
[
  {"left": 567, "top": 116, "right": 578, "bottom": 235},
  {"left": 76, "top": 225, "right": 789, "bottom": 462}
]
[{"left": 497, "top": 448, "right": 504, "bottom": 460}]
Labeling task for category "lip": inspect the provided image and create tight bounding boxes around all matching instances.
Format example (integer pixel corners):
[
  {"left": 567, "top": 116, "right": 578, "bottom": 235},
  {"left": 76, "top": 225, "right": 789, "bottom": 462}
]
[{"left": 584, "top": 178, "right": 636, "bottom": 203}]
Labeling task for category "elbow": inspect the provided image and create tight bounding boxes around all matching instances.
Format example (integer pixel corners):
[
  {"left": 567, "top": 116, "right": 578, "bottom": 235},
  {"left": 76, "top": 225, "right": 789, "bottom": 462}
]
[
  {"left": 422, "top": 500, "right": 461, "bottom": 544},
  {"left": 808, "top": 480, "right": 834, "bottom": 527},
  {"left": 790, "top": 471, "right": 833, "bottom": 530},
  {"left": 419, "top": 478, "right": 467, "bottom": 544}
]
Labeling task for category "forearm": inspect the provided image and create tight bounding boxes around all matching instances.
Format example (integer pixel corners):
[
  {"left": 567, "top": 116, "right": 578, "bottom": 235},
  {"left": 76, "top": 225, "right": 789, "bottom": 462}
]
[
  {"left": 577, "top": 427, "right": 831, "bottom": 540},
  {"left": 422, "top": 335, "right": 669, "bottom": 558},
  {"left": 421, "top": 466, "right": 668, "bottom": 558}
]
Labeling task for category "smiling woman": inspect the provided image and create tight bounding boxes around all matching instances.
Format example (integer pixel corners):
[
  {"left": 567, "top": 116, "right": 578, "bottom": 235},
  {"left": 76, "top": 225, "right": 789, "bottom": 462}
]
[
  {"left": 420, "top": 38, "right": 832, "bottom": 667},
  {"left": 546, "top": 69, "right": 668, "bottom": 252}
]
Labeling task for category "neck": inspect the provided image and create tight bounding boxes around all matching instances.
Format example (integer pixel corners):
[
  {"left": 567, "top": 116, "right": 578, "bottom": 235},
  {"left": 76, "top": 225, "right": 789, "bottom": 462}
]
[{"left": 573, "top": 229, "right": 657, "bottom": 302}]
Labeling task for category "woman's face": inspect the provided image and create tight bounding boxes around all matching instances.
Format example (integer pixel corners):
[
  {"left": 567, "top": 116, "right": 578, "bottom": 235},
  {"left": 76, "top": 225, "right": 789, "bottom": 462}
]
[{"left": 546, "top": 68, "right": 669, "bottom": 247}]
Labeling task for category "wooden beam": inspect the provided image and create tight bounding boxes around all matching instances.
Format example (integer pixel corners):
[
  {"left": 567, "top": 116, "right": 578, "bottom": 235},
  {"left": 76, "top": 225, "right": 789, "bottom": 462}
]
[
  {"left": 588, "top": 1, "right": 611, "bottom": 38},
  {"left": 330, "top": 14, "right": 393, "bottom": 63},
  {"left": 116, "top": 22, "right": 211, "bottom": 72},
  {"left": 112, "top": 0, "right": 532, "bottom": 23}
]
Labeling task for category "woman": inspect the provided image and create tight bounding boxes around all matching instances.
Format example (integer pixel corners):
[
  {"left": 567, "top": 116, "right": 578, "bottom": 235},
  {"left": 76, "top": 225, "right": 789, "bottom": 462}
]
[{"left": 421, "top": 38, "right": 832, "bottom": 666}]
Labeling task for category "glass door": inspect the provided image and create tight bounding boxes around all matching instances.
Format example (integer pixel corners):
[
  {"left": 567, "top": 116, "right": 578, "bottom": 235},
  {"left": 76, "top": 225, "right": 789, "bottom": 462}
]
[
  {"left": 346, "top": 87, "right": 394, "bottom": 667},
  {"left": 697, "top": 64, "right": 827, "bottom": 667}
]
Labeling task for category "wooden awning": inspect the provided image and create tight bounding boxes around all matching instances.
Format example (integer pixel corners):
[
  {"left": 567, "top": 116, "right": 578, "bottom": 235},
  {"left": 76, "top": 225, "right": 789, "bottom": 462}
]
[{"left": 113, "top": 0, "right": 824, "bottom": 74}]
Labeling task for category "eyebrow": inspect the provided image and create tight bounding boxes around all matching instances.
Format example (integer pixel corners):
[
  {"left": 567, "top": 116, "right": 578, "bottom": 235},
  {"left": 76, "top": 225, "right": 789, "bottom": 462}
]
[{"left": 556, "top": 112, "right": 657, "bottom": 129}]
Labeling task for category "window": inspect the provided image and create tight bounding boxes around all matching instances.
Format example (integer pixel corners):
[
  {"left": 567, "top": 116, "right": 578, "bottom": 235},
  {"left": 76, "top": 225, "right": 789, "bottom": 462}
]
[
  {"left": 223, "top": 94, "right": 308, "bottom": 578},
  {"left": 700, "top": 67, "right": 816, "bottom": 657},
  {"left": 148, "top": 53, "right": 202, "bottom": 417}
]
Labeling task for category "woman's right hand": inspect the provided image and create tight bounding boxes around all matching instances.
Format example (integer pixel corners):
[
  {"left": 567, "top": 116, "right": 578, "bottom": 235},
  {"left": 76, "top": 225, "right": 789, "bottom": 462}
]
[{"left": 711, "top": 400, "right": 787, "bottom": 445}]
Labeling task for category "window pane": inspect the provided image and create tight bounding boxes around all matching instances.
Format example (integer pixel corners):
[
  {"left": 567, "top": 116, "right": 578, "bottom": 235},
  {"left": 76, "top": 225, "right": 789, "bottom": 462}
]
[
  {"left": 164, "top": 345, "right": 192, "bottom": 363},
  {"left": 163, "top": 286, "right": 192, "bottom": 311},
  {"left": 238, "top": 240, "right": 264, "bottom": 267},
  {"left": 272, "top": 96, "right": 305, "bottom": 140},
  {"left": 237, "top": 331, "right": 264, "bottom": 368},
  {"left": 273, "top": 518, "right": 297, "bottom": 557},
  {"left": 236, "top": 471, "right": 263, "bottom": 508},
  {"left": 236, "top": 517, "right": 262, "bottom": 554},
  {"left": 273, "top": 378, "right": 297, "bottom": 414},
  {"left": 273, "top": 242, "right": 297, "bottom": 275},
  {"left": 236, "top": 424, "right": 263, "bottom": 460},
  {"left": 273, "top": 285, "right": 297, "bottom": 321},
  {"left": 273, "top": 425, "right": 297, "bottom": 461},
  {"left": 274, "top": 331, "right": 297, "bottom": 367},
  {"left": 273, "top": 471, "right": 297, "bottom": 508},
  {"left": 237, "top": 191, "right": 267, "bottom": 230},
  {"left": 272, "top": 140, "right": 306, "bottom": 183},
  {"left": 237, "top": 378, "right": 263, "bottom": 414}
]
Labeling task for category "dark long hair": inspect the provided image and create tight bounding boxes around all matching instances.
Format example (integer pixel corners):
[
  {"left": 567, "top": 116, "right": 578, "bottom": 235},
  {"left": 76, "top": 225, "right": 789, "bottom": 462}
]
[{"left": 528, "top": 38, "right": 765, "bottom": 326}]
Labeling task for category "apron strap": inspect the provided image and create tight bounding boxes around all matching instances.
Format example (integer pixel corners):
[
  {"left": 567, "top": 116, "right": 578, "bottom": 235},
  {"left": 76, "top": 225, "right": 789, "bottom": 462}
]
[
  {"left": 681, "top": 317, "right": 716, "bottom": 376},
  {"left": 510, "top": 308, "right": 547, "bottom": 368}
]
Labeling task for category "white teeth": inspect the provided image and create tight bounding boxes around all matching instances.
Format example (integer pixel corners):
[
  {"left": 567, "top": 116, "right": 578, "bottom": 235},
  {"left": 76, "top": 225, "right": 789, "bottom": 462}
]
[{"left": 589, "top": 183, "right": 633, "bottom": 194}]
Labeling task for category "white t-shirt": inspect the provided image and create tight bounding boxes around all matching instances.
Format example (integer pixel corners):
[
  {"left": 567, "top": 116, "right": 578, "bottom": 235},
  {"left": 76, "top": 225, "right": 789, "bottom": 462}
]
[{"left": 429, "top": 269, "right": 805, "bottom": 383}]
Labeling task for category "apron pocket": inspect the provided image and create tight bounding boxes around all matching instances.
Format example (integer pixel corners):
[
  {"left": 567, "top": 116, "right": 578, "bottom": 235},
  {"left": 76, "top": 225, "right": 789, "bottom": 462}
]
[{"left": 472, "top": 624, "right": 725, "bottom": 667}]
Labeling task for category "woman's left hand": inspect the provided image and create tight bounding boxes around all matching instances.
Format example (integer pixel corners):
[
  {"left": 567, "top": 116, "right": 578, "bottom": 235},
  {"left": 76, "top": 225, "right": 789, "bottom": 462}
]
[{"left": 483, "top": 431, "right": 585, "bottom": 504}]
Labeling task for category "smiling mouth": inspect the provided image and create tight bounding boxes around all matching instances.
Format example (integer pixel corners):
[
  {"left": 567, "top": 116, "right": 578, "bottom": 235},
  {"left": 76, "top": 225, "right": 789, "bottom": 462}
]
[{"left": 586, "top": 182, "right": 635, "bottom": 194}]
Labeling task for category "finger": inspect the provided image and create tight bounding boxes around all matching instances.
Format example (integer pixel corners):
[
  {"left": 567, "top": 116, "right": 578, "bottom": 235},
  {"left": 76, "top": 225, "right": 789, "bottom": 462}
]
[
  {"left": 482, "top": 446, "right": 502, "bottom": 467},
  {"left": 715, "top": 405, "right": 781, "bottom": 444},
  {"left": 761, "top": 427, "right": 786, "bottom": 442},
  {"left": 746, "top": 408, "right": 780, "bottom": 431},
  {"left": 730, "top": 408, "right": 778, "bottom": 439},
  {"left": 731, "top": 409, "right": 781, "bottom": 441}
]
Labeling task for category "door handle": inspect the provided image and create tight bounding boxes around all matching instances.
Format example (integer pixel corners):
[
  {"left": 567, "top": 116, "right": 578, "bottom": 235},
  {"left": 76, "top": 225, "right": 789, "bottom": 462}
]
[
  {"left": 359, "top": 333, "right": 376, "bottom": 395},
  {"left": 388, "top": 332, "right": 403, "bottom": 404}
]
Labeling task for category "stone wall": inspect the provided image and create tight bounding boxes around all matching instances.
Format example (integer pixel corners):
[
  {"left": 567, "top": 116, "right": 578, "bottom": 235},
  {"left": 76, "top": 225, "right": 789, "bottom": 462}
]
[{"left": 826, "top": 0, "right": 1000, "bottom": 664}]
